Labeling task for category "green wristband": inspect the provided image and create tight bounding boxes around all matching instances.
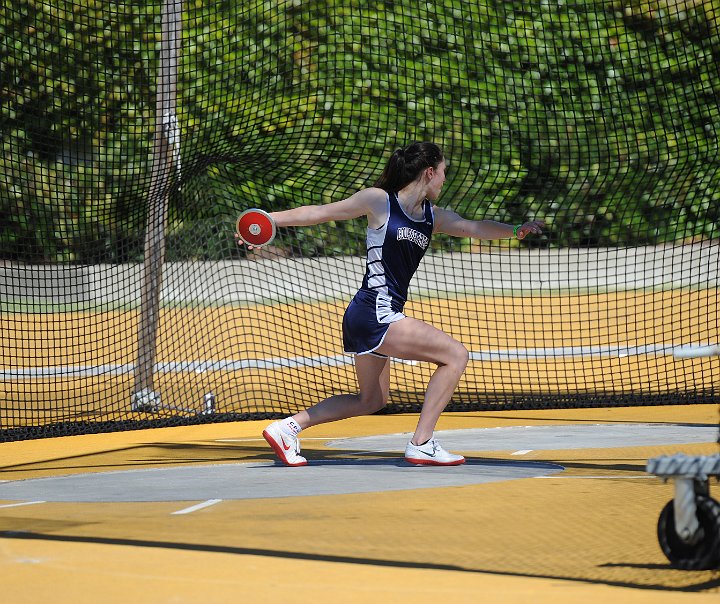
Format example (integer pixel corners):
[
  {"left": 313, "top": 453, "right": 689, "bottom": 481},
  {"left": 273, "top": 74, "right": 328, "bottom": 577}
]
[{"left": 513, "top": 224, "right": 522, "bottom": 239}]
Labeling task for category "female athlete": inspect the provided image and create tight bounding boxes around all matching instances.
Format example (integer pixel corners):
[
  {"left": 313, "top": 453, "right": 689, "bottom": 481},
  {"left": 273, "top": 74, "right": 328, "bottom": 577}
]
[{"left": 245, "top": 142, "right": 544, "bottom": 466}]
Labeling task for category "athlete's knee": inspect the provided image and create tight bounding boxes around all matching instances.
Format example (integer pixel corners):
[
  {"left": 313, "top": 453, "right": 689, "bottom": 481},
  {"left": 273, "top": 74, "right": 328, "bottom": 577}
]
[
  {"left": 448, "top": 341, "right": 469, "bottom": 372},
  {"left": 357, "top": 390, "right": 388, "bottom": 414}
]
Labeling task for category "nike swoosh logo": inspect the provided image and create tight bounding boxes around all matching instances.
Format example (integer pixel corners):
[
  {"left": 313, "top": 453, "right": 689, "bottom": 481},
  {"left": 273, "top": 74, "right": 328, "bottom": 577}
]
[
  {"left": 280, "top": 436, "right": 291, "bottom": 451},
  {"left": 417, "top": 448, "right": 436, "bottom": 457}
]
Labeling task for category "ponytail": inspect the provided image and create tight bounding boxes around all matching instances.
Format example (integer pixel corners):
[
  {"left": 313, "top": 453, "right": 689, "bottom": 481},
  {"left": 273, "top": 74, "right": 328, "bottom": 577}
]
[{"left": 374, "top": 142, "right": 444, "bottom": 192}]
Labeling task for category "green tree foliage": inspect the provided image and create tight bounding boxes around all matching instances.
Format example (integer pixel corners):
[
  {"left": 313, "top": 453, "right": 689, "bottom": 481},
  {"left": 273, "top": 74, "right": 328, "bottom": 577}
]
[
  {"left": 0, "top": 0, "right": 160, "bottom": 261},
  {"left": 1, "top": 0, "right": 718, "bottom": 261}
]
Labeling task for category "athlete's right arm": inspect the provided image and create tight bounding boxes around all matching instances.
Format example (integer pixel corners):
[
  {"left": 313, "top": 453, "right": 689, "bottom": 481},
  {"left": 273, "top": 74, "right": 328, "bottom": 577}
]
[{"left": 270, "top": 188, "right": 388, "bottom": 228}]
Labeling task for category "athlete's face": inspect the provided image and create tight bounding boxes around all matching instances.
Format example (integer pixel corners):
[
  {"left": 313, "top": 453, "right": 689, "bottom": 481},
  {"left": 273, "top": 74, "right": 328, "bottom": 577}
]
[{"left": 425, "top": 160, "right": 447, "bottom": 200}]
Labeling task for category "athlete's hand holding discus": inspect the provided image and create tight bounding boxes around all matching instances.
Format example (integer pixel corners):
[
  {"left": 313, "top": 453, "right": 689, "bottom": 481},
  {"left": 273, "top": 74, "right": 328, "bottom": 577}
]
[{"left": 235, "top": 208, "right": 277, "bottom": 249}]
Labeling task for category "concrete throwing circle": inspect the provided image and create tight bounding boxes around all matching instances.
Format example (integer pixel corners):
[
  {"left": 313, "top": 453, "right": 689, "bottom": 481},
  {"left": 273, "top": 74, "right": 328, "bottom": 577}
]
[
  {"left": 0, "top": 458, "right": 563, "bottom": 503},
  {"left": 325, "top": 424, "right": 719, "bottom": 453}
]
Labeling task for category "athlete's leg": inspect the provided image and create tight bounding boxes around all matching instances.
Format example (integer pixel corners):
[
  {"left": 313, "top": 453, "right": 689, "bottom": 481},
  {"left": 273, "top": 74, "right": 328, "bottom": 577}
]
[
  {"left": 376, "top": 317, "right": 468, "bottom": 445},
  {"left": 291, "top": 353, "right": 391, "bottom": 429}
]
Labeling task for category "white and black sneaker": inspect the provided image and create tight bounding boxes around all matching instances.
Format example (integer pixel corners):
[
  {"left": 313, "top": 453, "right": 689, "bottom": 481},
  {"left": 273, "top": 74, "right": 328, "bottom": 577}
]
[{"left": 405, "top": 437, "right": 465, "bottom": 466}]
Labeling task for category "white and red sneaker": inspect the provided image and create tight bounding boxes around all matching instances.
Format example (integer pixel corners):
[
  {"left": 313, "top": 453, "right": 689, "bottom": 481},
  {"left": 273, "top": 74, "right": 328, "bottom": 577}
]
[
  {"left": 262, "top": 421, "right": 308, "bottom": 467},
  {"left": 405, "top": 438, "right": 465, "bottom": 466}
]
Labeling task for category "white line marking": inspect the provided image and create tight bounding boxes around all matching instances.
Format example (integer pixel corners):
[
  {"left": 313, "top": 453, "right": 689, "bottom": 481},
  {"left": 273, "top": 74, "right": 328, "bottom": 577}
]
[
  {"left": 214, "top": 438, "right": 266, "bottom": 443},
  {"left": 171, "top": 499, "right": 222, "bottom": 515},
  {"left": 2, "top": 342, "right": 700, "bottom": 379},
  {"left": 215, "top": 437, "right": 350, "bottom": 442},
  {"left": 511, "top": 450, "right": 533, "bottom": 455},
  {"left": 289, "top": 436, "right": 350, "bottom": 441},
  {"left": 469, "top": 343, "right": 685, "bottom": 361},
  {"left": 0, "top": 501, "right": 46, "bottom": 509}
]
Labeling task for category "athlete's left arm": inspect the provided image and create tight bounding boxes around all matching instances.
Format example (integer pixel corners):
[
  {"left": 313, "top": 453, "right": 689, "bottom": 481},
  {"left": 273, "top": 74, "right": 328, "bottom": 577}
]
[{"left": 433, "top": 207, "right": 544, "bottom": 241}]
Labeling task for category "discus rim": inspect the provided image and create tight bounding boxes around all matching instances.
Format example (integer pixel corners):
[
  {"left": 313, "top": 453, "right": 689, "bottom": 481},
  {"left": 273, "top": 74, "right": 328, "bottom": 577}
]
[{"left": 236, "top": 208, "right": 277, "bottom": 247}]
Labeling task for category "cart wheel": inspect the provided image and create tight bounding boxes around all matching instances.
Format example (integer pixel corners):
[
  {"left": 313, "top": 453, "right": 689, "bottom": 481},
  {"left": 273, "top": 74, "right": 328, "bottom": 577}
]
[{"left": 657, "top": 495, "right": 720, "bottom": 570}]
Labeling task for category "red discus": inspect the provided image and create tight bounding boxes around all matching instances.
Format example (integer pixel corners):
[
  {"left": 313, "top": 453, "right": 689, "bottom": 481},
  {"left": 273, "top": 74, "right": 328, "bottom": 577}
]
[{"left": 236, "top": 209, "right": 276, "bottom": 247}]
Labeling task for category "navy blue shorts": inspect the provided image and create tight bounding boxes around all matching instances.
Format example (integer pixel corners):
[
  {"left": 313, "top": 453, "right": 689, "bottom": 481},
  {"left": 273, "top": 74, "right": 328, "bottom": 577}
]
[{"left": 342, "top": 289, "right": 405, "bottom": 356}]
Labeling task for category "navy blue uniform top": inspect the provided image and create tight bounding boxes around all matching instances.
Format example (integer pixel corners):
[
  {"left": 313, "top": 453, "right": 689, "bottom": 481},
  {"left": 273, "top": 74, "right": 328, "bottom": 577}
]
[
  {"left": 342, "top": 191, "right": 434, "bottom": 355},
  {"left": 360, "top": 190, "right": 434, "bottom": 308}
]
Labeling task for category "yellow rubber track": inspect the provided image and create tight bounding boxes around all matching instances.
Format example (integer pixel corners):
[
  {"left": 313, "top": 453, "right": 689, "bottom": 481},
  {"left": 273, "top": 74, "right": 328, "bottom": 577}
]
[{"left": 1, "top": 404, "right": 719, "bottom": 603}]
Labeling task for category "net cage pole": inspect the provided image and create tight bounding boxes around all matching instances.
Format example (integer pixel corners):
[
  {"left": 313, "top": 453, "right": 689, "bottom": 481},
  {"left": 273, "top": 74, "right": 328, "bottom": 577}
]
[{"left": 131, "top": 0, "right": 183, "bottom": 412}]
